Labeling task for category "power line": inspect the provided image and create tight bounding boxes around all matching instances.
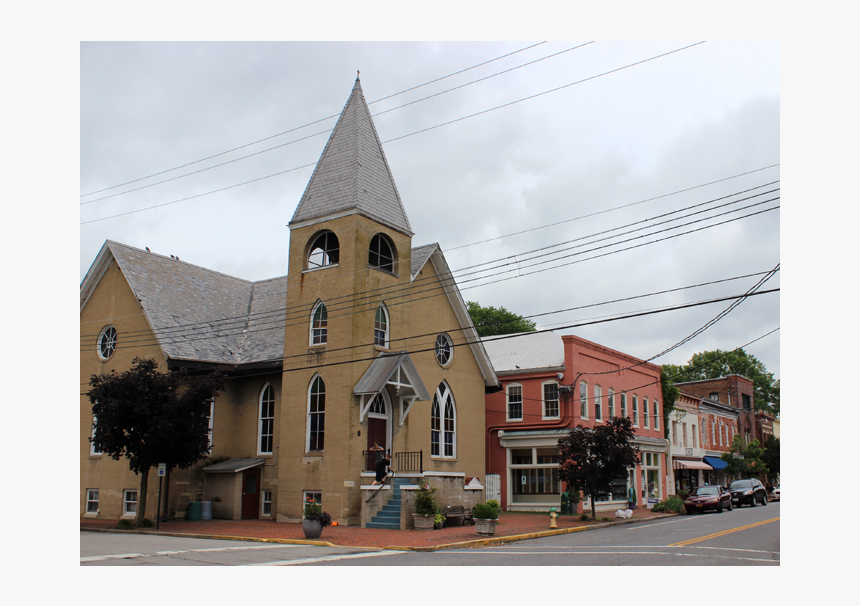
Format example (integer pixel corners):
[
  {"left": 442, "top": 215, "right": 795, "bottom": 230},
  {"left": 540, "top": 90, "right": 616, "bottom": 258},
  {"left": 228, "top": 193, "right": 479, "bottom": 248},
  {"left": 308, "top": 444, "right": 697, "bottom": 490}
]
[
  {"left": 80, "top": 42, "right": 550, "bottom": 199},
  {"left": 80, "top": 42, "right": 707, "bottom": 225},
  {"left": 81, "top": 176, "right": 779, "bottom": 343}
]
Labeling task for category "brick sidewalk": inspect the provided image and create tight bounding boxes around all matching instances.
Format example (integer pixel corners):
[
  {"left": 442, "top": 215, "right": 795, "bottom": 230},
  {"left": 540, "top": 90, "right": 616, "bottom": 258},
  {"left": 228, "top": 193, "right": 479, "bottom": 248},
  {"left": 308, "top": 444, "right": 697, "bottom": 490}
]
[{"left": 80, "top": 509, "right": 673, "bottom": 550}]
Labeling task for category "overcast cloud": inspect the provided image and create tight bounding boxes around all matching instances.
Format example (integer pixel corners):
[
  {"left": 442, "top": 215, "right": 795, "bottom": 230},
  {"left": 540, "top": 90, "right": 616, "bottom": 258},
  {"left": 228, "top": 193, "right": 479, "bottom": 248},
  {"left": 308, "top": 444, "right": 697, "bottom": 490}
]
[{"left": 80, "top": 41, "right": 780, "bottom": 381}]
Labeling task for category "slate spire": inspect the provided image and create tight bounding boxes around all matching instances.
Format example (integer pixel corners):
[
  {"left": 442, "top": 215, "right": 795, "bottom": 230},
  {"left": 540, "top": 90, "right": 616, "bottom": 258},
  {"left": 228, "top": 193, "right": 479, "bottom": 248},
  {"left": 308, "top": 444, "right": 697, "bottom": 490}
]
[{"left": 290, "top": 76, "right": 413, "bottom": 236}]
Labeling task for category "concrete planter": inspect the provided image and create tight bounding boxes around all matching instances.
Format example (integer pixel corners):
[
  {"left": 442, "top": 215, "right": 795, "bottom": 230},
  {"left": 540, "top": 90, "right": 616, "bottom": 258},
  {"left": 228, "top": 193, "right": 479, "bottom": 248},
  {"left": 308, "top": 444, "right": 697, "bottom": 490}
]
[
  {"left": 475, "top": 518, "right": 497, "bottom": 535},
  {"left": 412, "top": 514, "right": 435, "bottom": 530},
  {"left": 302, "top": 519, "right": 323, "bottom": 539}
]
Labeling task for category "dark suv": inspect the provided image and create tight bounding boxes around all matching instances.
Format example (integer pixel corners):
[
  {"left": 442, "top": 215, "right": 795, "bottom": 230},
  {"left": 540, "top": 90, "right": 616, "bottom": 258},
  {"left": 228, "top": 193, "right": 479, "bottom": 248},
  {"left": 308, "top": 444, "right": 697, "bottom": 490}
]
[{"left": 729, "top": 478, "right": 768, "bottom": 507}]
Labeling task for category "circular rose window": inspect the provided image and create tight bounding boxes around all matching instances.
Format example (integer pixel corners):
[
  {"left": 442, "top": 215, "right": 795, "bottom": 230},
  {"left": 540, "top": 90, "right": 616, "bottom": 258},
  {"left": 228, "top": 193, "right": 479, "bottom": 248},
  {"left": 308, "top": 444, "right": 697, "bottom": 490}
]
[
  {"left": 435, "top": 333, "right": 453, "bottom": 367},
  {"left": 97, "top": 325, "right": 117, "bottom": 360}
]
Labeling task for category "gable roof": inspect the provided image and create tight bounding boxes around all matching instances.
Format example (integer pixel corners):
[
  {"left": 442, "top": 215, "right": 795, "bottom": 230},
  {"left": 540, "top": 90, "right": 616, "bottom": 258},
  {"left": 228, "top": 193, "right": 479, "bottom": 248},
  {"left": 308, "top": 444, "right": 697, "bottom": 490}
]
[
  {"left": 80, "top": 241, "right": 286, "bottom": 366},
  {"left": 289, "top": 77, "right": 413, "bottom": 236}
]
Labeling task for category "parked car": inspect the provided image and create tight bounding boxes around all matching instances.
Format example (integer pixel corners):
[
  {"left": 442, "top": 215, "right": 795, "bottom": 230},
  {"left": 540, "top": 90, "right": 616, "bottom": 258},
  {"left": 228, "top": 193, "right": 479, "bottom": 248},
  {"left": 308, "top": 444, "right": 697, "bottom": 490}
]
[
  {"left": 770, "top": 484, "right": 780, "bottom": 501},
  {"left": 684, "top": 485, "right": 733, "bottom": 514},
  {"left": 729, "top": 478, "right": 768, "bottom": 507}
]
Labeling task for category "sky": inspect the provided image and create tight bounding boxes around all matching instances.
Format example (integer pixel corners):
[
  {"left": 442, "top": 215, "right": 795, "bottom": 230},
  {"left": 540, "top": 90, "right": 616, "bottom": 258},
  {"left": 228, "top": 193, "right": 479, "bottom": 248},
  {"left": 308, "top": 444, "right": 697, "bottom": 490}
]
[{"left": 81, "top": 41, "right": 780, "bottom": 383}]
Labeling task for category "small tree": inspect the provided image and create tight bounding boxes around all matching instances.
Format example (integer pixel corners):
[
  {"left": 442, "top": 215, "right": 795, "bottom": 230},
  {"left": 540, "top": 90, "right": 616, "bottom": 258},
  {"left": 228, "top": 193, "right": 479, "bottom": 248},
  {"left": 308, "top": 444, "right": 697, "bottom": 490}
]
[
  {"left": 721, "top": 435, "right": 769, "bottom": 481},
  {"left": 88, "top": 357, "right": 223, "bottom": 524},
  {"left": 466, "top": 301, "right": 536, "bottom": 337},
  {"left": 558, "top": 417, "right": 639, "bottom": 520},
  {"left": 761, "top": 436, "right": 780, "bottom": 484},
  {"left": 660, "top": 367, "right": 680, "bottom": 440}
]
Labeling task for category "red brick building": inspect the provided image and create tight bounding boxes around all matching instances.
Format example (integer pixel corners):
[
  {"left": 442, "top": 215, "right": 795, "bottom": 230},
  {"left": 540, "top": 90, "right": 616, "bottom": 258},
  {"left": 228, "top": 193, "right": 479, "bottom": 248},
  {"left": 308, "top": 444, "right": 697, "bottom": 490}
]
[
  {"left": 674, "top": 375, "right": 756, "bottom": 444},
  {"left": 484, "top": 332, "right": 668, "bottom": 512}
]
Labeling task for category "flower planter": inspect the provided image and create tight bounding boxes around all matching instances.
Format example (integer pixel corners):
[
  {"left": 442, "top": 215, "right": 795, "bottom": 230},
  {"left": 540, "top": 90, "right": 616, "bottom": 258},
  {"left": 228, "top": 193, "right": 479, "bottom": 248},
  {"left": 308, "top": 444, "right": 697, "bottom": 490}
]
[
  {"left": 302, "top": 519, "right": 323, "bottom": 539},
  {"left": 412, "top": 513, "right": 435, "bottom": 531},
  {"left": 475, "top": 518, "right": 497, "bottom": 535}
]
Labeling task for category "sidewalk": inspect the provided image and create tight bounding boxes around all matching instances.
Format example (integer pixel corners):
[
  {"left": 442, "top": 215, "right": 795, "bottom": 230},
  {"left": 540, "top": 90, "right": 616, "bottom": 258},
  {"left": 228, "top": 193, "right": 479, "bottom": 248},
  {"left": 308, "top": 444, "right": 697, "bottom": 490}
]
[{"left": 80, "top": 509, "right": 674, "bottom": 551}]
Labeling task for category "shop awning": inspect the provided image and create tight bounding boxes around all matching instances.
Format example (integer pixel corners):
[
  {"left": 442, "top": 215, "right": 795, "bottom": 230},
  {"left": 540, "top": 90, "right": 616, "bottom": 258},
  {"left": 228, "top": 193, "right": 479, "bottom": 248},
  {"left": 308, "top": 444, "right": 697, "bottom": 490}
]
[
  {"left": 703, "top": 456, "right": 728, "bottom": 470},
  {"left": 673, "top": 458, "right": 713, "bottom": 471}
]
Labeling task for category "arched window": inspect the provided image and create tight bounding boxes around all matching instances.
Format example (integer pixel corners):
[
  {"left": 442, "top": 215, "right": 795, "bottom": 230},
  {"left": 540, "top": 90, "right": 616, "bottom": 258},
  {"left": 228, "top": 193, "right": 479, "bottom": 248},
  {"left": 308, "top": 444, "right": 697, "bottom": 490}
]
[
  {"left": 643, "top": 397, "right": 649, "bottom": 429},
  {"left": 374, "top": 304, "right": 389, "bottom": 348},
  {"left": 595, "top": 385, "right": 603, "bottom": 421},
  {"left": 435, "top": 333, "right": 453, "bottom": 366},
  {"left": 579, "top": 381, "right": 588, "bottom": 418},
  {"left": 308, "top": 375, "right": 325, "bottom": 451},
  {"left": 258, "top": 384, "right": 275, "bottom": 455},
  {"left": 431, "top": 382, "right": 456, "bottom": 458},
  {"left": 368, "top": 233, "right": 395, "bottom": 272},
  {"left": 608, "top": 388, "right": 615, "bottom": 418},
  {"left": 307, "top": 231, "right": 339, "bottom": 269},
  {"left": 310, "top": 301, "right": 328, "bottom": 345}
]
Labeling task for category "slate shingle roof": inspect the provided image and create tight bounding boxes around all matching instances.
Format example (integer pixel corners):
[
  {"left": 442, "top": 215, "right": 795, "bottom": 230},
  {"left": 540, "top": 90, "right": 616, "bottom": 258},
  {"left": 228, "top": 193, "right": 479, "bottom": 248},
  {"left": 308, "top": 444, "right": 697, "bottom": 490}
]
[
  {"left": 290, "top": 77, "right": 413, "bottom": 236},
  {"left": 106, "top": 241, "right": 287, "bottom": 366}
]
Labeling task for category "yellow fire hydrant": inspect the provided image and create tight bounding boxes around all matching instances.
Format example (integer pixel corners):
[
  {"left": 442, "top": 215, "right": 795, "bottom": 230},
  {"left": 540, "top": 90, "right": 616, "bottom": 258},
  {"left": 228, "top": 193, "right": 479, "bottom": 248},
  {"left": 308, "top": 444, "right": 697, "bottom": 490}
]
[{"left": 549, "top": 507, "right": 558, "bottom": 529}]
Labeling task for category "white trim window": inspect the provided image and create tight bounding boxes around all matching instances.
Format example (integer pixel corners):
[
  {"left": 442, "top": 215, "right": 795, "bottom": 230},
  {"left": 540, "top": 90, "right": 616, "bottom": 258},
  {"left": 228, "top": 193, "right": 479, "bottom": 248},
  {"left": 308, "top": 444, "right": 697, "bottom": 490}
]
[
  {"left": 435, "top": 333, "right": 453, "bottom": 367},
  {"left": 692, "top": 423, "right": 697, "bottom": 448},
  {"left": 374, "top": 304, "right": 389, "bottom": 348},
  {"left": 595, "top": 385, "right": 603, "bottom": 421},
  {"left": 97, "top": 325, "right": 117, "bottom": 360},
  {"left": 308, "top": 375, "right": 326, "bottom": 451},
  {"left": 431, "top": 382, "right": 456, "bottom": 458},
  {"left": 632, "top": 395, "right": 639, "bottom": 427},
  {"left": 86, "top": 489, "right": 99, "bottom": 514},
  {"left": 580, "top": 381, "right": 588, "bottom": 419},
  {"left": 368, "top": 233, "right": 395, "bottom": 272},
  {"left": 643, "top": 397, "right": 649, "bottom": 429},
  {"left": 653, "top": 400, "right": 660, "bottom": 431},
  {"left": 258, "top": 384, "right": 275, "bottom": 455},
  {"left": 542, "top": 381, "right": 559, "bottom": 419},
  {"left": 262, "top": 490, "right": 272, "bottom": 517},
  {"left": 123, "top": 489, "right": 138, "bottom": 517},
  {"left": 620, "top": 393, "right": 627, "bottom": 419},
  {"left": 206, "top": 398, "right": 214, "bottom": 453},
  {"left": 607, "top": 388, "right": 615, "bottom": 418},
  {"left": 506, "top": 384, "right": 523, "bottom": 422},
  {"left": 90, "top": 415, "right": 102, "bottom": 456},
  {"left": 671, "top": 421, "right": 678, "bottom": 446},
  {"left": 310, "top": 300, "right": 328, "bottom": 345}
]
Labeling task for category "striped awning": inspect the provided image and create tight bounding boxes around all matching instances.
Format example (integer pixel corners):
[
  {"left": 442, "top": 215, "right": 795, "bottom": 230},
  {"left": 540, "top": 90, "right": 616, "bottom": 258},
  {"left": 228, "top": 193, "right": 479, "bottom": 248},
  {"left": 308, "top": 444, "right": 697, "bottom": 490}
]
[{"left": 673, "top": 458, "right": 713, "bottom": 471}]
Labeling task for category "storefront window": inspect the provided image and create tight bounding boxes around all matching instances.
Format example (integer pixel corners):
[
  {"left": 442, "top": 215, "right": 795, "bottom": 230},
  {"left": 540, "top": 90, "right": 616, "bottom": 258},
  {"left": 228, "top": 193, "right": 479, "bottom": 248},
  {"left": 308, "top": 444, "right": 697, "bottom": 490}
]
[{"left": 509, "top": 446, "right": 561, "bottom": 506}]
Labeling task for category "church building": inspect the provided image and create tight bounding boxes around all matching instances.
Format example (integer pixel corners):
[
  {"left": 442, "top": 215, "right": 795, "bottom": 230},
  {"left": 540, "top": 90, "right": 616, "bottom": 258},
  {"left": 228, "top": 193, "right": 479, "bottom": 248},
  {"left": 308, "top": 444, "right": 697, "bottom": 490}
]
[{"left": 80, "top": 77, "right": 499, "bottom": 526}]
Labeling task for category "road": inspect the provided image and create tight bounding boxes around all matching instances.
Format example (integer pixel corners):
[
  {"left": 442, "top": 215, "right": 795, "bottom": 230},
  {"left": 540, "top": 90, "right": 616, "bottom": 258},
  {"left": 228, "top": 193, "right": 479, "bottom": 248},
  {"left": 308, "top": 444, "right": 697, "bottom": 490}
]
[{"left": 81, "top": 502, "right": 778, "bottom": 566}]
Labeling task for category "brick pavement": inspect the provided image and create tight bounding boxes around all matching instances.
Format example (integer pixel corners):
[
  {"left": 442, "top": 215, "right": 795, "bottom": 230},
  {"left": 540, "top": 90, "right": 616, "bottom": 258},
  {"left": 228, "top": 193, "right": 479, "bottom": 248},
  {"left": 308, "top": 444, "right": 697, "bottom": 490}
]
[{"left": 80, "top": 509, "right": 673, "bottom": 551}]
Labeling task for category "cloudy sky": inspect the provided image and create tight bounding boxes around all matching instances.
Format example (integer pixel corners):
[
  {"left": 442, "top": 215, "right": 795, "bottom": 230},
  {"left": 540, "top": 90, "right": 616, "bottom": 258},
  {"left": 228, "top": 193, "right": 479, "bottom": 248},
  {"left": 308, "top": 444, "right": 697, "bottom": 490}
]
[{"left": 80, "top": 41, "right": 780, "bottom": 381}]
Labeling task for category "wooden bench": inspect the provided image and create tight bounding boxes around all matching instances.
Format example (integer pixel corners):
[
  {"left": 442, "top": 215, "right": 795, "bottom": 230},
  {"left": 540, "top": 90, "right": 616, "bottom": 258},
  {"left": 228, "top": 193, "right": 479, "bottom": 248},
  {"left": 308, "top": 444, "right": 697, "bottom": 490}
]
[{"left": 442, "top": 505, "right": 474, "bottom": 527}]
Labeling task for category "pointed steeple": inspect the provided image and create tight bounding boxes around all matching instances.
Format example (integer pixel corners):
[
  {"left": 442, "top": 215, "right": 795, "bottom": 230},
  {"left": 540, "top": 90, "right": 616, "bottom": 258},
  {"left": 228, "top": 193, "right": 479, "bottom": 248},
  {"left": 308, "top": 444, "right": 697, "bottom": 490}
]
[{"left": 290, "top": 76, "right": 413, "bottom": 236}]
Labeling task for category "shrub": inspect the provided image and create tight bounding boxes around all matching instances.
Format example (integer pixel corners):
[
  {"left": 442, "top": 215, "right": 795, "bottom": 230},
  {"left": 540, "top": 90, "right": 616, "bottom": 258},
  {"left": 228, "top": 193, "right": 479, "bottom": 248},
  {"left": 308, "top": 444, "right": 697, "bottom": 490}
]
[
  {"left": 117, "top": 519, "right": 135, "bottom": 530},
  {"left": 472, "top": 502, "right": 499, "bottom": 520},
  {"left": 652, "top": 496, "right": 685, "bottom": 513},
  {"left": 137, "top": 518, "right": 153, "bottom": 528},
  {"left": 579, "top": 513, "right": 590, "bottom": 521},
  {"left": 485, "top": 499, "right": 501, "bottom": 514},
  {"left": 413, "top": 483, "right": 438, "bottom": 516}
]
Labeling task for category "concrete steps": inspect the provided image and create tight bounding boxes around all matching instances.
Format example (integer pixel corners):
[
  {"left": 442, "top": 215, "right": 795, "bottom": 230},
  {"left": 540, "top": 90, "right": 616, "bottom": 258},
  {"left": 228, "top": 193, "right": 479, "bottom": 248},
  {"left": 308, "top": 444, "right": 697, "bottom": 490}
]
[{"left": 366, "top": 477, "right": 409, "bottom": 530}]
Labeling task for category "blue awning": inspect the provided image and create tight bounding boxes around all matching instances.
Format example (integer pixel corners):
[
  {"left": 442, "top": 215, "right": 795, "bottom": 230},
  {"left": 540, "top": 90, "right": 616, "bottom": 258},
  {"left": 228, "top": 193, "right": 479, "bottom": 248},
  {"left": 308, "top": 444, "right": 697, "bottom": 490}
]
[{"left": 703, "top": 456, "right": 728, "bottom": 470}]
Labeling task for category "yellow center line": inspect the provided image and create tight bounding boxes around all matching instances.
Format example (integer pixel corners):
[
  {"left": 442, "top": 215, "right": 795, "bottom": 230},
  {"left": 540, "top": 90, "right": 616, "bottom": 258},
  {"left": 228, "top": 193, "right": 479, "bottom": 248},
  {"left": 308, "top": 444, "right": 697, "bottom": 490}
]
[{"left": 670, "top": 517, "right": 780, "bottom": 547}]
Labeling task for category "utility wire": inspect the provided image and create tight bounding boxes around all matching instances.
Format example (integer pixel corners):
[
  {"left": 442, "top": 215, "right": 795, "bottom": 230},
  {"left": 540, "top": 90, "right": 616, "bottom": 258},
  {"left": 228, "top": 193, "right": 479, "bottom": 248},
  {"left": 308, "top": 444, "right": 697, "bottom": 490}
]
[
  {"left": 80, "top": 42, "right": 549, "bottom": 198},
  {"left": 81, "top": 42, "right": 706, "bottom": 224}
]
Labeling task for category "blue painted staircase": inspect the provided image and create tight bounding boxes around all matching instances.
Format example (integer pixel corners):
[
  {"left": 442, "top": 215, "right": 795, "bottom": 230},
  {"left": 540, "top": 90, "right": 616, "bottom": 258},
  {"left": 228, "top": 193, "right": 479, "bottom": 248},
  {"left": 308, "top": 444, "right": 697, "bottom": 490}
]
[{"left": 366, "top": 477, "right": 409, "bottom": 529}]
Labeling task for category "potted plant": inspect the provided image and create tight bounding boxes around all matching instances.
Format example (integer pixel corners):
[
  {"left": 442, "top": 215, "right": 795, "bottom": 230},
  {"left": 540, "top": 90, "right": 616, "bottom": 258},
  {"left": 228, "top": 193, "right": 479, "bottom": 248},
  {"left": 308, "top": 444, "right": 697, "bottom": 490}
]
[
  {"left": 472, "top": 502, "right": 500, "bottom": 535},
  {"left": 434, "top": 507, "right": 446, "bottom": 529},
  {"left": 302, "top": 498, "right": 332, "bottom": 539},
  {"left": 412, "top": 483, "right": 437, "bottom": 530}
]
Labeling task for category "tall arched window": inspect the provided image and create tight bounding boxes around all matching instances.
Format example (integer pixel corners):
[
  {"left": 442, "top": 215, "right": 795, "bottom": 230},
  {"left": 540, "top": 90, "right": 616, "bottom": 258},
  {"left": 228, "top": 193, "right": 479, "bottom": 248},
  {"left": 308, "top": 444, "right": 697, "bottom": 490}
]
[
  {"left": 374, "top": 304, "right": 389, "bottom": 348},
  {"left": 579, "top": 381, "right": 588, "bottom": 418},
  {"left": 308, "top": 375, "right": 325, "bottom": 451},
  {"left": 307, "top": 231, "right": 339, "bottom": 269},
  {"left": 258, "top": 384, "right": 275, "bottom": 455},
  {"left": 310, "top": 300, "right": 328, "bottom": 345},
  {"left": 368, "top": 233, "right": 395, "bottom": 272},
  {"left": 431, "top": 383, "right": 456, "bottom": 458}
]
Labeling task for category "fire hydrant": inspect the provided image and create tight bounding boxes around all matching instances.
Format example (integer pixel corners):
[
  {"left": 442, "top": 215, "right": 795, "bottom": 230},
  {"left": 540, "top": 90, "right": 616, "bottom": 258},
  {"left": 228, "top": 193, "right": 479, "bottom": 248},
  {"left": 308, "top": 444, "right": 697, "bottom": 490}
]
[{"left": 549, "top": 507, "right": 558, "bottom": 529}]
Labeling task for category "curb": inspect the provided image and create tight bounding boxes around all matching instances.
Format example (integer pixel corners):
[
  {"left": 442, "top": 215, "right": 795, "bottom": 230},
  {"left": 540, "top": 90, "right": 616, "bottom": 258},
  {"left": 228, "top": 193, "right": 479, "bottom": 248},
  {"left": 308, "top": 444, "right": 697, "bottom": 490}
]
[{"left": 81, "top": 513, "right": 677, "bottom": 552}]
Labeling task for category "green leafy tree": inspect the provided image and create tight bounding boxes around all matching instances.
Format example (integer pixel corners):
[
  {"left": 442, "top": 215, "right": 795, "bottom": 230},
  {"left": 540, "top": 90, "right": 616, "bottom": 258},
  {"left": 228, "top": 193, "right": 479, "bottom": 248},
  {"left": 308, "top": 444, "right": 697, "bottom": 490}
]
[
  {"left": 761, "top": 436, "right": 780, "bottom": 483},
  {"left": 558, "top": 417, "right": 639, "bottom": 520},
  {"left": 721, "top": 435, "right": 769, "bottom": 480},
  {"left": 660, "top": 367, "right": 680, "bottom": 439},
  {"left": 466, "top": 301, "right": 536, "bottom": 338},
  {"left": 663, "top": 348, "right": 779, "bottom": 415},
  {"left": 88, "top": 358, "right": 224, "bottom": 524}
]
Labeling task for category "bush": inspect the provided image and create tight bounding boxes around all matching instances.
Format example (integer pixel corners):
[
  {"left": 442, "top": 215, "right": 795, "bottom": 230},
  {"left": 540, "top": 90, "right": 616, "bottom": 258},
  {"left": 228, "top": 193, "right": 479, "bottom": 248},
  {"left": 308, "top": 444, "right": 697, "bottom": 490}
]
[
  {"left": 137, "top": 518, "right": 153, "bottom": 528},
  {"left": 485, "top": 499, "right": 501, "bottom": 514},
  {"left": 117, "top": 519, "right": 135, "bottom": 530},
  {"left": 579, "top": 513, "right": 590, "bottom": 521},
  {"left": 472, "top": 502, "right": 499, "bottom": 520},
  {"left": 651, "top": 496, "right": 685, "bottom": 513},
  {"left": 413, "top": 483, "right": 438, "bottom": 516}
]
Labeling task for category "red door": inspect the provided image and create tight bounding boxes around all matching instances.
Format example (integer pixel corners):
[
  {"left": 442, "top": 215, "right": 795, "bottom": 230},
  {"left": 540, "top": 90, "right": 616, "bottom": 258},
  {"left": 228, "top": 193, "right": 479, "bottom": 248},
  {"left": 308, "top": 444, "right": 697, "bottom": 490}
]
[
  {"left": 241, "top": 468, "right": 261, "bottom": 519},
  {"left": 367, "top": 417, "right": 387, "bottom": 469}
]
